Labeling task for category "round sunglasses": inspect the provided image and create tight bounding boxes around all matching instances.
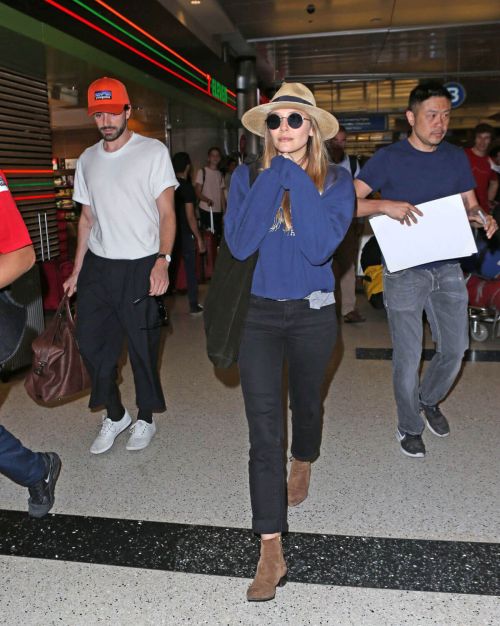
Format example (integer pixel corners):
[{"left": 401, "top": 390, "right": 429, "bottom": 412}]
[{"left": 266, "top": 112, "right": 311, "bottom": 130}]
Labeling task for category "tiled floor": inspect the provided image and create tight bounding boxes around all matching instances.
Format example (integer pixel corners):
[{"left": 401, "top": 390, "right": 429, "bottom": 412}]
[{"left": 0, "top": 287, "right": 498, "bottom": 625}]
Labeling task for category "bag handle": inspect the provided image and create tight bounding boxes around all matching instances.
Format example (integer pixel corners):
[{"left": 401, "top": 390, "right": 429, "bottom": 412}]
[
  {"left": 34, "top": 294, "right": 75, "bottom": 374},
  {"left": 63, "top": 292, "right": 76, "bottom": 332},
  {"left": 200, "top": 166, "right": 206, "bottom": 195}
]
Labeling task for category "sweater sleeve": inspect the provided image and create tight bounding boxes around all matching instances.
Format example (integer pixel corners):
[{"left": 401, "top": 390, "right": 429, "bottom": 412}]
[
  {"left": 225, "top": 157, "right": 355, "bottom": 265},
  {"left": 279, "top": 159, "right": 355, "bottom": 265},
  {"left": 224, "top": 164, "right": 284, "bottom": 260}
]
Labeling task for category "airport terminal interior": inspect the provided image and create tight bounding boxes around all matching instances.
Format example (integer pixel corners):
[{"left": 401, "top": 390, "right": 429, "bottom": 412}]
[{"left": 0, "top": 1, "right": 499, "bottom": 624}]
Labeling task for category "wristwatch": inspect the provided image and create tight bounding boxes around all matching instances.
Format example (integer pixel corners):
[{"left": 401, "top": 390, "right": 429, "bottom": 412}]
[{"left": 156, "top": 253, "right": 172, "bottom": 263}]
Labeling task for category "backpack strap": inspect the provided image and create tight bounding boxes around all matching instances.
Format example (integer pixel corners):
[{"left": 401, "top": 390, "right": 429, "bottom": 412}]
[{"left": 245, "top": 156, "right": 262, "bottom": 188}]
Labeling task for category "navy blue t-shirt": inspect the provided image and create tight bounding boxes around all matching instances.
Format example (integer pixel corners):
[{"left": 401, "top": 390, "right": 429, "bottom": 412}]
[{"left": 357, "top": 139, "right": 476, "bottom": 269}]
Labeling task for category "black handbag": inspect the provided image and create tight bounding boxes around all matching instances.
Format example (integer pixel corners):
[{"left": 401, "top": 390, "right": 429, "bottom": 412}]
[
  {"left": 203, "top": 159, "right": 261, "bottom": 368},
  {"left": 0, "top": 289, "right": 27, "bottom": 366},
  {"left": 203, "top": 238, "right": 258, "bottom": 368}
]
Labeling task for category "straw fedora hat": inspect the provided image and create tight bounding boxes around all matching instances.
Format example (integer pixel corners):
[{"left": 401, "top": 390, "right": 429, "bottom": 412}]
[{"left": 242, "top": 82, "right": 339, "bottom": 140}]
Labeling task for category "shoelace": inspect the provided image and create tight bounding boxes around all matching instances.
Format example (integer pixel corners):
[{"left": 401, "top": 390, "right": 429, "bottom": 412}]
[
  {"left": 28, "top": 479, "right": 47, "bottom": 502},
  {"left": 99, "top": 417, "right": 118, "bottom": 435},
  {"left": 129, "top": 422, "right": 144, "bottom": 435}
]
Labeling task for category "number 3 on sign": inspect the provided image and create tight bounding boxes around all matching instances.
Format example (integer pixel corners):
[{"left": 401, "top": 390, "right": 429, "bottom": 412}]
[{"left": 444, "top": 82, "right": 466, "bottom": 109}]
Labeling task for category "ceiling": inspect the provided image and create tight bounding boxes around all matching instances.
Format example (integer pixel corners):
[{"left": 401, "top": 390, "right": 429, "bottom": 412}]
[
  {"left": 215, "top": 0, "right": 499, "bottom": 39},
  {"left": 170, "top": 0, "right": 500, "bottom": 119}
]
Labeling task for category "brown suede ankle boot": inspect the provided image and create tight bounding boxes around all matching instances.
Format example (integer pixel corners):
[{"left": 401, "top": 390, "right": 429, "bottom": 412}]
[
  {"left": 247, "top": 536, "right": 287, "bottom": 602},
  {"left": 287, "top": 458, "right": 311, "bottom": 507}
]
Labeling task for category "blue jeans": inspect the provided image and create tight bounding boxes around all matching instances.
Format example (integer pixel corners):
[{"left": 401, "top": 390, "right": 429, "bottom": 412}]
[
  {"left": 0, "top": 425, "right": 46, "bottom": 487},
  {"left": 238, "top": 296, "right": 337, "bottom": 534},
  {"left": 383, "top": 263, "right": 469, "bottom": 435}
]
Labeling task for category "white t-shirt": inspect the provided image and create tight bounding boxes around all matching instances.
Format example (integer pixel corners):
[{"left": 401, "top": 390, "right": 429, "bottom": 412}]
[
  {"left": 73, "top": 133, "right": 178, "bottom": 259},
  {"left": 195, "top": 167, "right": 225, "bottom": 213}
]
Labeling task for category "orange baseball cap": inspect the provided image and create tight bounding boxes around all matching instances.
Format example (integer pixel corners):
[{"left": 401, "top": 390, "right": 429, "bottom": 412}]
[{"left": 87, "top": 77, "right": 130, "bottom": 115}]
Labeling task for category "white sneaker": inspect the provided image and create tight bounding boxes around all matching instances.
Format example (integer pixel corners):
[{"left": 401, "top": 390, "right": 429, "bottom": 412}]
[
  {"left": 126, "top": 420, "right": 157, "bottom": 451},
  {"left": 90, "top": 410, "right": 132, "bottom": 454}
]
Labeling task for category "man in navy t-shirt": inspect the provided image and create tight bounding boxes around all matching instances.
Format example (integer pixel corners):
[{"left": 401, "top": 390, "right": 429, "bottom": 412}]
[{"left": 354, "top": 81, "right": 498, "bottom": 458}]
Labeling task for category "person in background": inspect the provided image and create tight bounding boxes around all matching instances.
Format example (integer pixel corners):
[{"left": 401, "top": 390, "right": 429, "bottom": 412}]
[
  {"left": 237, "top": 133, "right": 248, "bottom": 164},
  {"left": 490, "top": 145, "right": 500, "bottom": 174},
  {"left": 326, "top": 125, "right": 365, "bottom": 323},
  {"left": 354, "top": 81, "right": 498, "bottom": 459},
  {"left": 171, "top": 152, "right": 206, "bottom": 315},
  {"left": 195, "top": 147, "right": 226, "bottom": 242},
  {"left": 63, "top": 77, "right": 177, "bottom": 454},
  {"left": 489, "top": 145, "right": 500, "bottom": 205},
  {"left": 225, "top": 83, "right": 354, "bottom": 602},
  {"left": 224, "top": 156, "right": 238, "bottom": 200},
  {"left": 464, "top": 124, "right": 498, "bottom": 215},
  {"left": 0, "top": 169, "right": 61, "bottom": 518}
]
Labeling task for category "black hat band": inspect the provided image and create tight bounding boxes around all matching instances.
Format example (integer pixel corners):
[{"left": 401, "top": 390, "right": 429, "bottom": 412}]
[{"left": 271, "top": 95, "right": 314, "bottom": 106}]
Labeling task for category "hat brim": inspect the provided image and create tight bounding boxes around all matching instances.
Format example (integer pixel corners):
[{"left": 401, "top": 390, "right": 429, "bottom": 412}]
[
  {"left": 242, "top": 101, "right": 339, "bottom": 141},
  {"left": 87, "top": 104, "right": 127, "bottom": 116}
]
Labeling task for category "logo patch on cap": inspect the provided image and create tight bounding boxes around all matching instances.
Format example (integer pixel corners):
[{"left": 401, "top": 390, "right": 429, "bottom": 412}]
[{"left": 95, "top": 90, "right": 112, "bottom": 101}]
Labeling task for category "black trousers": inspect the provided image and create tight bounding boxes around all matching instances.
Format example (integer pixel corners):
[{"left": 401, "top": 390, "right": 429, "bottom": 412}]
[
  {"left": 238, "top": 295, "right": 337, "bottom": 534},
  {"left": 170, "top": 232, "right": 198, "bottom": 309},
  {"left": 76, "top": 251, "right": 166, "bottom": 412}
]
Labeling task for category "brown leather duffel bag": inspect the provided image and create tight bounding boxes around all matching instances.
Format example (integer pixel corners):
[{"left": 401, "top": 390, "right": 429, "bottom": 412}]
[{"left": 25, "top": 294, "right": 90, "bottom": 402}]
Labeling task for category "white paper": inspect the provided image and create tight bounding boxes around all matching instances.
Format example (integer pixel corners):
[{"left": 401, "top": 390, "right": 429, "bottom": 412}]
[{"left": 368, "top": 194, "right": 477, "bottom": 272}]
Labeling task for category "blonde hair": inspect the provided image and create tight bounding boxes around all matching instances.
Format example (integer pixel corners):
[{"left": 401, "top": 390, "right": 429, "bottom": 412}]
[{"left": 262, "top": 116, "right": 328, "bottom": 231}]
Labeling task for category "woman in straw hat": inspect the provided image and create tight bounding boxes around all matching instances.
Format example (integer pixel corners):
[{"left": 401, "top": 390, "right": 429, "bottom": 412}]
[{"left": 224, "top": 83, "right": 354, "bottom": 602}]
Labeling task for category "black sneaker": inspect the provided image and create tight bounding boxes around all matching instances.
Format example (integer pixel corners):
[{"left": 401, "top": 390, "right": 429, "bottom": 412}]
[
  {"left": 189, "top": 304, "right": 204, "bottom": 316},
  {"left": 420, "top": 404, "right": 450, "bottom": 437},
  {"left": 396, "top": 429, "right": 426, "bottom": 458},
  {"left": 28, "top": 452, "right": 61, "bottom": 518}
]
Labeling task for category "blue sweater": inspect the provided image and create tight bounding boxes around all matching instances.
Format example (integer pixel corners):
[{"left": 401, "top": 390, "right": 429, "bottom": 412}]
[{"left": 224, "top": 156, "right": 355, "bottom": 300}]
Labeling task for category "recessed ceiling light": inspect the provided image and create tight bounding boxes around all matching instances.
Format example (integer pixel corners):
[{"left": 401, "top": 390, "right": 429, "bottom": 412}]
[{"left": 190, "top": 0, "right": 202, "bottom": 5}]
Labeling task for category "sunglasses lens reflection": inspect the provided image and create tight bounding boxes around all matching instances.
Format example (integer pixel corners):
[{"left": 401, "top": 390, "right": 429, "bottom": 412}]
[
  {"left": 266, "top": 114, "right": 281, "bottom": 130},
  {"left": 288, "top": 113, "right": 304, "bottom": 128},
  {"left": 266, "top": 113, "right": 305, "bottom": 130}
]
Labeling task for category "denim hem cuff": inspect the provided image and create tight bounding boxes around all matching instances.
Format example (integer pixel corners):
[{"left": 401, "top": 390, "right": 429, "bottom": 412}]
[
  {"left": 252, "top": 518, "right": 288, "bottom": 535},
  {"left": 290, "top": 452, "right": 319, "bottom": 463},
  {"left": 398, "top": 427, "right": 424, "bottom": 436}
]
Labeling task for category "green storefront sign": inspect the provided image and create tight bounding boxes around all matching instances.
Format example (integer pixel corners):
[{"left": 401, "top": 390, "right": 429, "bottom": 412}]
[{"left": 211, "top": 78, "right": 228, "bottom": 104}]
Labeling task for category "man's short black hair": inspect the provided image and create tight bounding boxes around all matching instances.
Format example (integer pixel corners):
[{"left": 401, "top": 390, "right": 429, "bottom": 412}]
[
  {"left": 172, "top": 151, "right": 191, "bottom": 173},
  {"left": 408, "top": 81, "right": 452, "bottom": 112},
  {"left": 473, "top": 123, "right": 495, "bottom": 138}
]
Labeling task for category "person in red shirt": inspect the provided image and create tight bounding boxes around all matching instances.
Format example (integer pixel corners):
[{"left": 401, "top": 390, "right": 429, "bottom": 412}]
[
  {"left": 464, "top": 124, "right": 498, "bottom": 214},
  {"left": 0, "top": 169, "right": 61, "bottom": 518}
]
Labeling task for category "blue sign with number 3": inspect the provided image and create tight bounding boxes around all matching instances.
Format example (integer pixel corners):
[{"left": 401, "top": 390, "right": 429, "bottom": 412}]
[{"left": 444, "top": 82, "right": 466, "bottom": 109}]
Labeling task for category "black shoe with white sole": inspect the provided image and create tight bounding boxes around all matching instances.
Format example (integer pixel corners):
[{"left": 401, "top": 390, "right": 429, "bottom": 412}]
[
  {"left": 420, "top": 404, "right": 450, "bottom": 437},
  {"left": 396, "top": 429, "right": 426, "bottom": 458},
  {"left": 28, "top": 452, "right": 61, "bottom": 518}
]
